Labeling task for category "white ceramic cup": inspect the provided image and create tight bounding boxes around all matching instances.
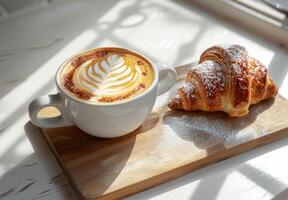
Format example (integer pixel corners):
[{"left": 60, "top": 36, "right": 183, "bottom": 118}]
[{"left": 29, "top": 47, "right": 177, "bottom": 138}]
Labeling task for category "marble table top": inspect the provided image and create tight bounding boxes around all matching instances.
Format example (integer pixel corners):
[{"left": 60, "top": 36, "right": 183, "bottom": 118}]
[{"left": 1, "top": 0, "right": 288, "bottom": 199}]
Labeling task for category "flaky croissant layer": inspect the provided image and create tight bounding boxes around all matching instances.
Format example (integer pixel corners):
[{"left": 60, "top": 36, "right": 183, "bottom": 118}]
[{"left": 168, "top": 44, "right": 277, "bottom": 117}]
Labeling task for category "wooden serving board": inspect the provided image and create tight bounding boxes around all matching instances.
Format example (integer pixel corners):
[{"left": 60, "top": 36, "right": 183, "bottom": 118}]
[{"left": 39, "top": 64, "right": 288, "bottom": 200}]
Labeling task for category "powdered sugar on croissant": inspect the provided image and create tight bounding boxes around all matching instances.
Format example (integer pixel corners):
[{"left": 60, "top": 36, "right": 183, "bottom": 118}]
[{"left": 168, "top": 44, "right": 277, "bottom": 117}]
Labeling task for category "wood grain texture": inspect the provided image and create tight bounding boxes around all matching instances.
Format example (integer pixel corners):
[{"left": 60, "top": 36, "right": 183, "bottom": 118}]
[{"left": 40, "top": 64, "right": 288, "bottom": 200}]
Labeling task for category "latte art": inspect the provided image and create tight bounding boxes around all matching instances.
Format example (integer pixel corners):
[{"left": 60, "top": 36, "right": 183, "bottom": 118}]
[
  {"left": 61, "top": 49, "right": 154, "bottom": 103},
  {"left": 73, "top": 54, "right": 142, "bottom": 96}
]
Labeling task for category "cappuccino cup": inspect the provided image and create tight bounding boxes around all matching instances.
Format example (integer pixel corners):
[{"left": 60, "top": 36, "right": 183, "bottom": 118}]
[{"left": 29, "top": 47, "right": 176, "bottom": 138}]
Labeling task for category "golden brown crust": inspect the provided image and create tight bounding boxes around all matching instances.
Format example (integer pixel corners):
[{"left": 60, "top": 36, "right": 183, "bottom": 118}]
[
  {"left": 168, "top": 44, "right": 278, "bottom": 117},
  {"left": 248, "top": 57, "right": 267, "bottom": 104},
  {"left": 227, "top": 46, "right": 250, "bottom": 108},
  {"left": 188, "top": 60, "right": 226, "bottom": 111}
]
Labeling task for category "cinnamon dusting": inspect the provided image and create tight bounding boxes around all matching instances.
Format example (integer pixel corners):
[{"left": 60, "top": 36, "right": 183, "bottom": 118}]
[
  {"left": 62, "top": 69, "right": 93, "bottom": 100},
  {"left": 71, "top": 50, "right": 108, "bottom": 68}
]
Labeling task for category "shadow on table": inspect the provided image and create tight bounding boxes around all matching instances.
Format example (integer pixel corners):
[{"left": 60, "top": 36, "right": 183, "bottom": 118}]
[
  {"left": 24, "top": 111, "right": 159, "bottom": 199},
  {"left": 163, "top": 98, "right": 274, "bottom": 150},
  {"left": 0, "top": 122, "right": 78, "bottom": 200},
  {"left": 0, "top": 154, "right": 78, "bottom": 200}
]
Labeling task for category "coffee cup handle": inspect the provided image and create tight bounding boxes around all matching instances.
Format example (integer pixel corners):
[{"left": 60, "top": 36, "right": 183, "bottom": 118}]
[
  {"left": 156, "top": 62, "right": 177, "bottom": 96},
  {"left": 28, "top": 93, "right": 73, "bottom": 128}
]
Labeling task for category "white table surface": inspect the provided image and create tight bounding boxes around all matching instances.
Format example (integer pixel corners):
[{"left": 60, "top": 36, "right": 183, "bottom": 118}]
[{"left": 1, "top": 0, "right": 288, "bottom": 199}]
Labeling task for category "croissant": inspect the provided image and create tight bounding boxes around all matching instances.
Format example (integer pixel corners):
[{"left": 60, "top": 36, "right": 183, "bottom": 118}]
[{"left": 168, "top": 44, "right": 277, "bottom": 117}]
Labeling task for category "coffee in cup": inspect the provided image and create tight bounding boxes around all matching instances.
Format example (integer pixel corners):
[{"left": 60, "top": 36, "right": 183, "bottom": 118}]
[{"left": 60, "top": 48, "right": 154, "bottom": 104}]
